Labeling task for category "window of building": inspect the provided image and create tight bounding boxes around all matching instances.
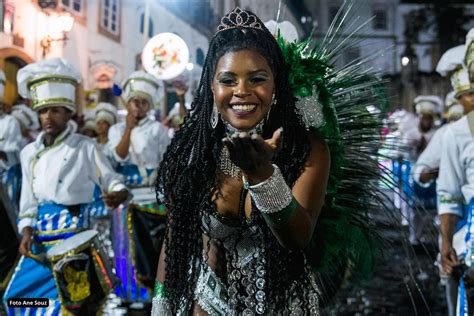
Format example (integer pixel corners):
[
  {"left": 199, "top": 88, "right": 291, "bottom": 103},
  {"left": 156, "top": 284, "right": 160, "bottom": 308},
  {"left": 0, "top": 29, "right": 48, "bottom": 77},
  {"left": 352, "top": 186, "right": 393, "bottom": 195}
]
[
  {"left": 61, "top": 0, "right": 83, "bottom": 15},
  {"left": 139, "top": 13, "right": 153, "bottom": 38},
  {"left": 99, "top": 0, "right": 120, "bottom": 41},
  {"left": 373, "top": 9, "right": 387, "bottom": 30}
]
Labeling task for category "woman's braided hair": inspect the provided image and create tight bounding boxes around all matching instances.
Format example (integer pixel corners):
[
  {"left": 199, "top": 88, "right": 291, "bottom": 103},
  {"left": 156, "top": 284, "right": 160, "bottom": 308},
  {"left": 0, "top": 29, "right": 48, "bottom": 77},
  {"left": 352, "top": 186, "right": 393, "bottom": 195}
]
[{"left": 156, "top": 8, "right": 312, "bottom": 312}]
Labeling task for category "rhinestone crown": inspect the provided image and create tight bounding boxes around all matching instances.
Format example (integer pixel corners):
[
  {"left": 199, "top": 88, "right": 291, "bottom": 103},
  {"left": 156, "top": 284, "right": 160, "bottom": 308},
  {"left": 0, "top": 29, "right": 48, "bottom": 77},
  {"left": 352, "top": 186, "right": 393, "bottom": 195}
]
[{"left": 216, "top": 7, "right": 264, "bottom": 34}]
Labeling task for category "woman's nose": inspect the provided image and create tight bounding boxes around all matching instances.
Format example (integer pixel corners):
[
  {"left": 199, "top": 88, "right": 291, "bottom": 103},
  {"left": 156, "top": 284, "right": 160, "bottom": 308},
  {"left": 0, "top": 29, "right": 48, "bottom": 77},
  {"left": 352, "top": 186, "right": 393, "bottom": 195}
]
[{"left": 234, "top": 81, "right": 250, "bottom": 97}]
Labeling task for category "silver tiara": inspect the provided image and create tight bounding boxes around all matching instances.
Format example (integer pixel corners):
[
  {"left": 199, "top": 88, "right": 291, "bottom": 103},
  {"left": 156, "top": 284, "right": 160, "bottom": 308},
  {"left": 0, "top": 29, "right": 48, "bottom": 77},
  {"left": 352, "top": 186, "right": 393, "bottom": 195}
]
[{"left": 216, "top": 7, "right": 264, "bottom": 33}]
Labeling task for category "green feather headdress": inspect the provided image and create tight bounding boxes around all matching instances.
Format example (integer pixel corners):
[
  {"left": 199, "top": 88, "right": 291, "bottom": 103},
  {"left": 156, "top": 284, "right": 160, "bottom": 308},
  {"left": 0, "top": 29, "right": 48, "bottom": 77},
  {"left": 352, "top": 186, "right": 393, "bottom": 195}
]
[{"left": 278, "top": 1, "right": 390, "bottom": 303}]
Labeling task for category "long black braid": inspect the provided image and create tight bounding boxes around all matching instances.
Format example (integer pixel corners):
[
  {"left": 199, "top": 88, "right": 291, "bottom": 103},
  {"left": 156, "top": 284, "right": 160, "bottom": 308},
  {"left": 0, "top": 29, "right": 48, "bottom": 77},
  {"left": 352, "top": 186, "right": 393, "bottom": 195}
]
[{"left": 156, "top": 11, "right": 312, "bottom": 313}]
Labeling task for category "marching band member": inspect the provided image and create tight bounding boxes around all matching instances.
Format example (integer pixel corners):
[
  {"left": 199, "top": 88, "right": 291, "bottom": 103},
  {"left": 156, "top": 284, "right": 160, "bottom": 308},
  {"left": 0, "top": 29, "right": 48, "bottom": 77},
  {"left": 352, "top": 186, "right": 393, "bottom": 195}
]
[
  {"left": 0, "top": 70, "right": 22, "bottom": 177},
  {"left": 403, "top": 95, "right": 441, "bottom": 246},
  {"left": 80, "top": 111, "right": 97, "bottom": 138},
  {"left": 94, "top": 102, "right": 118, "bottom": 152},
  {"left": 88, "top": 102, "right": 119, "bottom": 264},
  {"left": 10, "top": 103, "right": 40, "bottom": 149},
  {"left": 438, "top": 30, "right": 474, "bottom": 316},
  {"left": 108, "top": 70, "right": 170, "bottom": 300},
  {"left": 3, "top": 58, "right": 129, "bottom": 315}
]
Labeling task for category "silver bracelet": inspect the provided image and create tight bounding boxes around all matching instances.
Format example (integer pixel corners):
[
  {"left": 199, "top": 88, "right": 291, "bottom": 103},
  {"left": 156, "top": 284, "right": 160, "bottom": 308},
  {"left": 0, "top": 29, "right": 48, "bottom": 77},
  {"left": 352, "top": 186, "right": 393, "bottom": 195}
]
[
  {"left": 245, "top": 164, "right": 293, "bottom": 214},
  {"left": 151, "top": 296, "right": 173, "bottom": 316}
]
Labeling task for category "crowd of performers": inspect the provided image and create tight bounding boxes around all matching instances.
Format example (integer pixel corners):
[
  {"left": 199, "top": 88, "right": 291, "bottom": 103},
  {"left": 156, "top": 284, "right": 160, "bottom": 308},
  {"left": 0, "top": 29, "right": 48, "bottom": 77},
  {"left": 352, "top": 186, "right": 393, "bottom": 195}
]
[
  {"left": 1, "top": 5, "right": 474, "bottom": 316},
  {"left": 0, "top": 56, "right": 190, "bottom": 313},
  {"left": 380, "top": 29, "right": 474, "bottom": 316}
]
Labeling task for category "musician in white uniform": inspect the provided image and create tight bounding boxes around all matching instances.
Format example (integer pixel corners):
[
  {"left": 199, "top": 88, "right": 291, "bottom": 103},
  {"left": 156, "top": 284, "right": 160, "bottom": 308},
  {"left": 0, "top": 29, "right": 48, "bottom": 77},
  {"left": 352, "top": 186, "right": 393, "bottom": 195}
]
[
  {"left": 108, "top": 70, "right": 170, "bottom": 300},
  {"left": 0, "top": 71, "right": 23, "bottom": 209},
  {"left": 403, "top": 95, "right": 441, "bottom": 246},
  {"left": 3, "top": 58, "right": 129, "bottom": 316},
  {"left": 94, "top": 102, "right": 118, "bottom": 153},
  {"left": 438, "top": 29, "right": 474, "bottom": 316},
  {"left": 426, "top": 43, "right": 474, "bottom": 197}
]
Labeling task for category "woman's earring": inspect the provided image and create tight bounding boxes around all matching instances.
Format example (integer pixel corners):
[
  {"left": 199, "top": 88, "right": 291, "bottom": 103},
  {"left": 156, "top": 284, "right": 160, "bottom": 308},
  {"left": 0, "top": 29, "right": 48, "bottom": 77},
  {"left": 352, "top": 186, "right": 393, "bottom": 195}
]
[
  {"left": 211, "top": 105, "right": 220, "bottom": 129},
  {"left": 267, "top": 93, "right": 276, "bottom": 121}
]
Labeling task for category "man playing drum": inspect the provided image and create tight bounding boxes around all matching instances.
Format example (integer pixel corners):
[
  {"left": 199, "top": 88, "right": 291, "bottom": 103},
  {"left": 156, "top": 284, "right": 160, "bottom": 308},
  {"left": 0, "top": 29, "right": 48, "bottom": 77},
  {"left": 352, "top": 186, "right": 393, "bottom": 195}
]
[
  {"left": 2, "top": 58, "right": 129, "bottom": 316},
  {"left": 438, "top": 30, "right": 474, "bottom": 316}
]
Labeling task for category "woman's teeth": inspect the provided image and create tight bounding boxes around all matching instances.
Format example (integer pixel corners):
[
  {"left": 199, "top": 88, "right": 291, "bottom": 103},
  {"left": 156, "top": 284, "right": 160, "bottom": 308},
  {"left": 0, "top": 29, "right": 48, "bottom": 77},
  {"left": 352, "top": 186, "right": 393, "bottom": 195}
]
[{"left": 231, "top": 104, "right": 256, "bottom": 112}]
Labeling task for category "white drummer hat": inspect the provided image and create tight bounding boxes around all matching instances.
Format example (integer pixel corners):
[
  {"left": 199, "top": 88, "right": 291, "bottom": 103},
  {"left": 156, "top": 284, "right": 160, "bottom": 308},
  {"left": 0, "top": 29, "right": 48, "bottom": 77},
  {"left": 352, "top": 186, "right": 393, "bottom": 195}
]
[
  {"left": 437, "top": 45, "right": 474, "bottom": 98},
  {"left": 95, "top": 102, "right": 118, "bottom": 126},
  {"left": 122, "top": 70, "right": 161, "bottom": 107},
  {"left": 82, "top": 111, "right": 96, "bottom": 132},
  {"left": 11, "top": 104, "right": 40, "bottom": 131},
  {"left": 0, "top": 70, "right": 5, "bottom": 103},
  {"left": 17, "top": 58, "right": 81, "bottom": 113},
  {"left": 414, "top": 95, "right": 442, "bottom": 116}
]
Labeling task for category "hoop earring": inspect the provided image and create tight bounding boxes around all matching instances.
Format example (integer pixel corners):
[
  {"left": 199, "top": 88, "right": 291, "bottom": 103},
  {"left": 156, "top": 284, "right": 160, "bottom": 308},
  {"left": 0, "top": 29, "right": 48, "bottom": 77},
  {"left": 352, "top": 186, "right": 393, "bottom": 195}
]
[{"left": 211, "top": 104, "right": 220, "bottom": 129}]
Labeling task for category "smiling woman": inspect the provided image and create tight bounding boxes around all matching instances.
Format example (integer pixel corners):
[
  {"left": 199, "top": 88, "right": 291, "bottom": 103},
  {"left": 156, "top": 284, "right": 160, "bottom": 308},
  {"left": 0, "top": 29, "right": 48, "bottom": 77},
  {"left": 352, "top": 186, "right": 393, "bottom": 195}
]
[
  {"left": 153, "top": 5, "right": 387, "bottom": 316},
  {"left": 153, "top": 7, "right": 329, "bottom": 315}
]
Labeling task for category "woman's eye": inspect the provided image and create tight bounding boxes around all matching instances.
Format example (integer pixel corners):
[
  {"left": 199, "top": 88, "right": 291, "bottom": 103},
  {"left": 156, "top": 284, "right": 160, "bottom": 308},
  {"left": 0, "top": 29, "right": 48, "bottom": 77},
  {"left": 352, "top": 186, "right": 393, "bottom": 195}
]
[
  {"left": 217, "top": 78, "right": 236, "bottom": 85},
  {"left": 250, "top": 77, "right": 267, "bottom": 83}
]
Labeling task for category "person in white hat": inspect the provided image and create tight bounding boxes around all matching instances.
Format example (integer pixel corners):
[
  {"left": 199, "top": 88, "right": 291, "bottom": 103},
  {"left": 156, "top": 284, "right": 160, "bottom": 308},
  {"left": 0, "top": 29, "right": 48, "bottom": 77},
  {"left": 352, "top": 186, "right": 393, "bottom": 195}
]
[
  {"left": 79, "top": 110, "right": 97, "bottom": 138},
  {"left": 94, "top": 102, "right": 117, "bottom": 152},
  {"left": 10, "top": 103, "right": 40, "bottom": 149},
  {"left": 0, "top": 70, "right": 23, "bottom": 174},
  {"left": 401, "top": 95, "right": 440, "bottom": 248},
  {"left": 404, "top": 95, "right": 441, "bottom": 162},
  {"left": 437, "top": 30, "right": 474, "bottom": 316},
  {"left": 88, "top": 102, "right": 118, "bottom": 255},
  {"left": 107, "top": 70, "right": 170, "bottom": 298},
  {"left": 3, "top": 58, "right": 129, "bottom": 316}
]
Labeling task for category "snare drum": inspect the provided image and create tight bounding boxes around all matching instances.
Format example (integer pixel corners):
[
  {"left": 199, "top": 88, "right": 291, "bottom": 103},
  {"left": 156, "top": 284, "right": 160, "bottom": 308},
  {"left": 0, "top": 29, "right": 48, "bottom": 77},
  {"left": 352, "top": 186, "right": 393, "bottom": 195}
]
[{"left": 47, "top": 230, "right": 117, "bottom": 313}]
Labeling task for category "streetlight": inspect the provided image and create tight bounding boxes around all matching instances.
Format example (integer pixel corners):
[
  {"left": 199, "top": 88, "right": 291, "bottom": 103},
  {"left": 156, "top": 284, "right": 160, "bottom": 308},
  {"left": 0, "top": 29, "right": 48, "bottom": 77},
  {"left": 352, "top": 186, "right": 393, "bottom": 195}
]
[
  {"left": 400, "top": 42, "right": 419, "bottom": 84},
  {"left": 40, "top": 13, "right": 75, "bottom": 58}
]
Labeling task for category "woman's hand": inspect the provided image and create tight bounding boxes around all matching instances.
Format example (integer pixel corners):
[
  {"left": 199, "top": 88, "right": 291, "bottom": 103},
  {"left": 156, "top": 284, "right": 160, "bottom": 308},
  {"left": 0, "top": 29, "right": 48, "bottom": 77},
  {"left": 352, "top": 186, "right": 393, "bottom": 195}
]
[{"left": 222, "top": 128, "right": 283, "bottom": 184}]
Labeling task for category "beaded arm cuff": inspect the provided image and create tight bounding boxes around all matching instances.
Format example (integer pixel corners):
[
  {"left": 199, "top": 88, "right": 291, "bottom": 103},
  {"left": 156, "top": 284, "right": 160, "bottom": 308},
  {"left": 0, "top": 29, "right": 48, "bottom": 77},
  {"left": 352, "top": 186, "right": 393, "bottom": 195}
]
[{"left": 246, "top": 164, "right": 293, "bottom": 214}]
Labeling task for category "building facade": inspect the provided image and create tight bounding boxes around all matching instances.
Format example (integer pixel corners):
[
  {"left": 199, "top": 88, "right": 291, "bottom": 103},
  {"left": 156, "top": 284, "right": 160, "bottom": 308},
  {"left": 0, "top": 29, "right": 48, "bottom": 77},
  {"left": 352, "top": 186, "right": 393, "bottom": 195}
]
[
  {"left": 305, "top": 0, "right": 474, "bottom": 110},
  {"left": 0, "top": 0, "right": 209, "bottom": 114}
]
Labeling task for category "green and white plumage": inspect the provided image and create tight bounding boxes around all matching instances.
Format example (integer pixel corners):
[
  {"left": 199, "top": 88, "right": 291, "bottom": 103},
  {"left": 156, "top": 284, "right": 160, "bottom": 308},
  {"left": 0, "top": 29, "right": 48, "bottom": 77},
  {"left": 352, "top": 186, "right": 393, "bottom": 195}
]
[{"left": 278, "top": 1, "right": 389, "bottom": 302}]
